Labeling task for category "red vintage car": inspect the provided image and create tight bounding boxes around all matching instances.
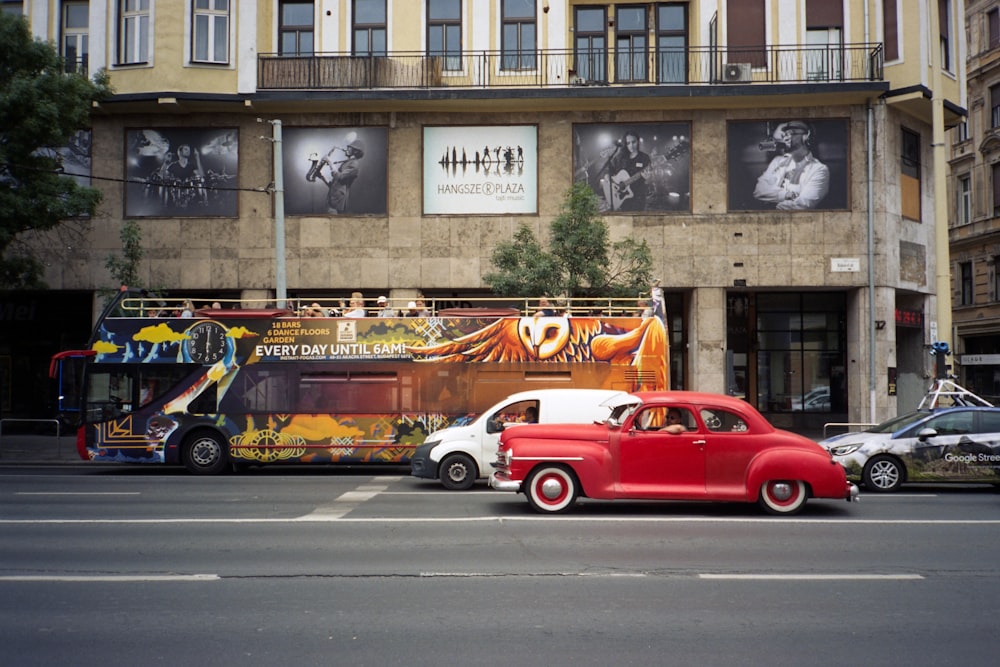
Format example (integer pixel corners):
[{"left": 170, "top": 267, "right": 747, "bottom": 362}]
[{"left": 489, "top": 391, "right": 859, "bottom": 514}]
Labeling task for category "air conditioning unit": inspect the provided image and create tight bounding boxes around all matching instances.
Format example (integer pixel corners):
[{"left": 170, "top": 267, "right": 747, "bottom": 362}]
[{"left": 722, "top": 62, "right": 752, "bottom": 83}]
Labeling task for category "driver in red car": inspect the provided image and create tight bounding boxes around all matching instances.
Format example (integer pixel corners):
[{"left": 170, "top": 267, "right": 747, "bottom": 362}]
[{"left": 660, "top": 408, "right": 687, "bottom": 434}]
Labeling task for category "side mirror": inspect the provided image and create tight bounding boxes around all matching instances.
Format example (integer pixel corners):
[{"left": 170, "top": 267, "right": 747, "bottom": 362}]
[{"left": 917, "top": 427, "right": 937, "bottom": 441}]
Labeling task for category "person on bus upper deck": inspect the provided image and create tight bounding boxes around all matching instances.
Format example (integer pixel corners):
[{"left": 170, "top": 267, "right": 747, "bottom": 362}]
[
  {"left": 342, "top": 293, "right": 366, "bottom": 318},
  {"left": 376, "top": 296, "right": 397, "bottom": 317},
  {"left": 535, "top": 297, "right": 557, "bottom": 317},
  {"left": 179, "top": 299, "right": 196, "bottom": 318},
  {"left": 303, "top": 302, "right": 325, "bottom": 317}
]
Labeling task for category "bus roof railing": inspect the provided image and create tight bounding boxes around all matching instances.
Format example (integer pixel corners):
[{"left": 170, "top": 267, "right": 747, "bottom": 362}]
[{"left": 112, "top": 294, "right": 659, "bottom": 318}]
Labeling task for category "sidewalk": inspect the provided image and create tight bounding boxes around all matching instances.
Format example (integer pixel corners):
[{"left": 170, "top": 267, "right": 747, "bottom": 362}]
[{"left": 0, "top": 435, "right": 81, "bottom": 464}]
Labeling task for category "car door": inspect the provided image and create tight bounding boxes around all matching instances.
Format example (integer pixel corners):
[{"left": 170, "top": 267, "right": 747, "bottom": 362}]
[
  {"left": 618, "top": 405, "right": 706, "bottom": 498},
  {"left": 904, "top": 410, "right": 977, "bottom": 481}
]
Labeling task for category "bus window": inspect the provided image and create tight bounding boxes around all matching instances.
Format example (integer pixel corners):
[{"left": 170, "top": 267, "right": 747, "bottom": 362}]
[
  {"left": 299, "top": 371, "right": 398, "bottom": 413},
  {"left": 220, "top": 367, "right": 291, "bottom": 413},
  {"left": 86, "top": 366, "right": 134, "bottom": 420}
]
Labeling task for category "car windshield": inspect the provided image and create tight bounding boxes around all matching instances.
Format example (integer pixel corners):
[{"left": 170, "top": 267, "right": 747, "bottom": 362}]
[
  {"left": 607, "top": 402, "right": 640, "bottom": 427},
  {"left": 866, "top": 410, "right": 932, "bottom": 434}
]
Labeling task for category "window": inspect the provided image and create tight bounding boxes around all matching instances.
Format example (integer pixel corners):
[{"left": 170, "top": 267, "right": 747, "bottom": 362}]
[
  {"left": 989, "top": 7, "right": 1000, "bottom": 50},
  {"left": 900, "top": 128, "right": 921, "bottom": 221},
  {"left": 353, "top": 0, "right": 386, "bottom": 56},
  {"left": 938, "top": 0, "right": 951, "bottom": 72},
  {"left": 960, "top": 261, "right": 974, "bottom": 306},
  {"left": 279, "top": 1, "right": 313, "bottom": 56},
  {"left": 501, "top": 0, "right": 536, "bottom": 70},
  {"left": 656, "top": 3, "right": 687, "bottom": 83},
  {"left": 62, "top": 1, "right": 89, "bottom": 74},
  {"left": 994, "top": 256, "right": 1000, "bottom": 302},
  {"left": 883, "top": 0, "right": 898, "bottom": 60},
  {"left": 726, "top": 0, "right": 765, "bottom": 68},
  {"left": 993, "top": 163, "right": 1000, "bottom": 217},
  {"left": 992, "top": 84, "right": 1000, "bottom": 128},
  {"left": 955, "top": 120, "right": 969, "bottom": 143},
  {"left": 1, "top": 1, "right": 22, "bottom": 16},
  {"left": 957, "top": 174, "right": 971, "bottom": 226},
  {"left": 427, "top": 0, "right": 461, "bottom": 71},
  {"left": 119, "top": 0, "right": 149, "bottom": 65},
  {"left": 615, "top": 6, "right": 647, "bottom": 82},
  {"left": 574, "top": 6, "right": 606, "bottom": 82},
  {"left": 806, "top": 0, "right": 844, "bottom": 80},
  {"left": 192, "top": 0, "right": 229, "bottom": 64}
]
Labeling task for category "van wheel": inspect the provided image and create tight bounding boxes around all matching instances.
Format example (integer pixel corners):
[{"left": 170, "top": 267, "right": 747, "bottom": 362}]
[
  {"left": 439, "top": 453, "right": 477, "bottom": 490},
  {"left": 183, "top": 431, "right": 228, "bottom": 475}
]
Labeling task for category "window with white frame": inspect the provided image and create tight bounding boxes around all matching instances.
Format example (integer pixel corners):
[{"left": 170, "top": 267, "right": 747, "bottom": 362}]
[
  {"left": 957, "top": 174, "right": 971, "bottom": 226},
  {"left": 119, "top": 0, "right": 149, "bottom": 65},
  {"left": 62, "top": 2, "right": 89, "bottom": 74},
  {"left": 193, "top": 0, "right": 229, "bottom": 64}
]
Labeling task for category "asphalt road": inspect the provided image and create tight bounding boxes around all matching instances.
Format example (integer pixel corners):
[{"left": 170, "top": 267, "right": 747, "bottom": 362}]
[{"left": 1, "top": 464, "right": 998, "bottom": 666}]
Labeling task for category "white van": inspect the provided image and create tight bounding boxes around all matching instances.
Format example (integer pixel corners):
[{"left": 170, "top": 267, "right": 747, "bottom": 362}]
[{"left": 410, "top": 388, "right": 628, "bottom": 490}]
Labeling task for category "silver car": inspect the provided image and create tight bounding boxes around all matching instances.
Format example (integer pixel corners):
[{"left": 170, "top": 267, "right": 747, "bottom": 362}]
[{"left": 819, "top": 407, "right": 1000, "bottom": 492}]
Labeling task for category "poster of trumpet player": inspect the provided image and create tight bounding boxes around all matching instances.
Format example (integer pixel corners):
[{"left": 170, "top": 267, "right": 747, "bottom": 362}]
[
  {"left": 125, "top": 128, "right": 238, "bottom": 217},
  {"left": 573, "top": 123, "right": 691, "bottom": 213},
  {"left": 282, "top": 127, "right": 387, "bottom": 216},
  {"left": 423, "top": 125, "right": 537, "bottom": 215},
  {"left": 727, "top": 119, "right": 849, "bottom": 211}
]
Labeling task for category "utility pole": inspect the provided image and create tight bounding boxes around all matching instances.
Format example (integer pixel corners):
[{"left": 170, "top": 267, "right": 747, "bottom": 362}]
[
  {"left": 930, "top": 0, "right": 952, "bottom": 378},
  {"left": 267, "top": 119, "right": 287, "bottom": 309}
]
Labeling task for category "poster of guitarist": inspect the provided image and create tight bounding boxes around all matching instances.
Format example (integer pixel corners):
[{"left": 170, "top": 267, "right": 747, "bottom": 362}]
[
  {"left": 605, "top": 132, "right": 652, "bottom": 211},
  {"left": 573, "top": 122, "right": 691, "bottom": 213}
]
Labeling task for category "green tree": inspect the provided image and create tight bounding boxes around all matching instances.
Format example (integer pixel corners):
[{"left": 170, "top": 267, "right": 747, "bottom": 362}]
[
  {"left": 0, "top": 13, "right": 111, "bottom": 288},
  {"left": 104, "top": 220, "right": 143, "bottom": 290},
  {"left": 484, "top": 182, "right": 653, "bottom": 298}
]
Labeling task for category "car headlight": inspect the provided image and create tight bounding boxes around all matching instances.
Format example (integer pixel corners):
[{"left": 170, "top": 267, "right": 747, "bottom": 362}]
[{"left": 828, "top": 443, "right": 861, "bottom": 457}]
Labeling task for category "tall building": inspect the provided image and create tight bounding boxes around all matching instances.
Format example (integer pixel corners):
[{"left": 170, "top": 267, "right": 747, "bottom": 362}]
[
  {"left": 952, "top": 0, "right": 1000, "bottom": 404},
  {"left": 1, "top": 1, "right": 966, "bottom": 434}
]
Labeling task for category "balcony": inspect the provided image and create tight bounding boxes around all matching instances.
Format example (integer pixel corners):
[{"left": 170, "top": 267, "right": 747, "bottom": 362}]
[{"left": 258, "top": 44, "right": 883, "bottom": 91}]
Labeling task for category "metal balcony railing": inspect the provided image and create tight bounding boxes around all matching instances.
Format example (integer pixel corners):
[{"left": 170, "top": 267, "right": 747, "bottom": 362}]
[{"left": 258, "top": 44, "right": 883, "bottom": 91}]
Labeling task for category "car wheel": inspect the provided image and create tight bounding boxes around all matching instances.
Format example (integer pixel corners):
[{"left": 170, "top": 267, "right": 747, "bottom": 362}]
[
  {"left": 526, "top": 465, "right": 578, "bottom": 514},
  {"left": 183, "top": 431, "right": 228, "bottom": 475},
  {"left": 439, "top": 453, "right": 477, "bottom": 490},
  {"left": 863, "top": 455, "right": 904, "bottom": 492},
  {"left": 758, "top": 480, "right": 808, "bottom": 515}
]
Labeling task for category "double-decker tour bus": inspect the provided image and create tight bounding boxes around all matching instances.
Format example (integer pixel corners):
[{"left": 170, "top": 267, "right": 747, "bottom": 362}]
[{"left": 51, "top": 289, "right": 668, "bottom": 474}]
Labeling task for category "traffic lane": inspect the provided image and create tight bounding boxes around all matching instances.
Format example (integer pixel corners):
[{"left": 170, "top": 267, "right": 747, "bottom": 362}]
[
  {"left": 1, "top": 574, "right": 997, "bottom": 667},
  {"left": 2, "top": 507, "right": 1000, "bottom": 580}
]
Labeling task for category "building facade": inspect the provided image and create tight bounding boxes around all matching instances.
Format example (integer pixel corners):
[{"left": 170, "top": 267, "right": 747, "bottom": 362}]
[
  {"left": 951, "top": 0, "right": 1000, "bottom": 404},
  {"left": 1, "top": 0, "right": 967, "bottom": 433}
]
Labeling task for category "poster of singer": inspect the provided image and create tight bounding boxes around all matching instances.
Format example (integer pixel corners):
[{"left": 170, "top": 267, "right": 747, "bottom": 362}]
[
  {"left": 282, "top": 127, "right": 387, "bottom": 216},
  {"left": 573, "top": 122, "right": 691, "bottom": 213},
  {"left": 727, "top": 119, "right": 849, "bottom": 211},
  {"left": 125, "top": 128, "right": 238, "bottom": 217}
]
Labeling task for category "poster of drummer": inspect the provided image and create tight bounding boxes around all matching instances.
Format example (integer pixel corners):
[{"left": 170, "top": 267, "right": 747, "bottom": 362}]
[
  {"left": 423, "top": 125, "right": 538, "bottom": 215},
  {"left": 572, "top": 122, "right": 691, "bottom": 213},
  {"left": 124, "top": 128, "right": 239, "bottom": 217}
]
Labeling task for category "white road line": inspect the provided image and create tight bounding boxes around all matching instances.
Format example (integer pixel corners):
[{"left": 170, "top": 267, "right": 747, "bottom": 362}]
[
  {"left": 0, "top": 574, "right": 219, "bottom": 582},
  {"left": 1, "top": 517, "right": 999, "bottom": 525},
  {"left": 14, "top": 492, "right": 141, "bottom": 496},
  {"left": 296, "top": 483, "right": 389, "bottom": 520},
  {"left": 699, "top": 573, "right": 924, "bottom": 580}
]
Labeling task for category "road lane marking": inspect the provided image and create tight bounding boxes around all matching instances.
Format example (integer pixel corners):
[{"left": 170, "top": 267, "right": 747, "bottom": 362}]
[
  {"left": 699, "top": 573, "right": 924, "bottom": 580},
  {"left": 2, "top": 517, "right": 1000, "bottom": 524},
  {"left": 0, "top": 574, "right": 219, "bottom": 582},
  {"left": 14, "top": 492, "right": 141, "bottom": 496},
  {"left": 296, "top": 483, "right": 389, "bottom": 520}
]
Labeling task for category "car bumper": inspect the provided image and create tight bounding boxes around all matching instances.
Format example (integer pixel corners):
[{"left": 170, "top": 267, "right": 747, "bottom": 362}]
[
  {"left": 409, "top": 444, "right": 439, "bottom": 480},
  {"left": 847, "top": 482, "right": 860, "bottom": 502},
  {"left": 489, "top": 472, "right": 521, "bottom": 493}
]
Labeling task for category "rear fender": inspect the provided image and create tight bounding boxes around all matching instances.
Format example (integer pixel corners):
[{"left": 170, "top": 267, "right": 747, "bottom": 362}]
[{"left": 744, "top": 448, "right": 832, "bottom": 501}]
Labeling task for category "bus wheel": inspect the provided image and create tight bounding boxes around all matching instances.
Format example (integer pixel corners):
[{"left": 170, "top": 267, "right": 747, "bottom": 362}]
[
  {"left": 439, "top": 453, "right": 477, "bottom": 490},
  {"left": 183, "top": 431, "right": 228, "bottom": 475}
]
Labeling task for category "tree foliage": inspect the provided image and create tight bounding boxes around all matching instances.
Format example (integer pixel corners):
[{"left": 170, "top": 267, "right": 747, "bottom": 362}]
[
  {"left": 484, "top": 182, "right": 653, "bottom": 298},
  {"left": 104, "top": 220, "right": 144, "bottom": 290},
  {"left": 0, "top": 13, "right": 111, "bottom": 288}
]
